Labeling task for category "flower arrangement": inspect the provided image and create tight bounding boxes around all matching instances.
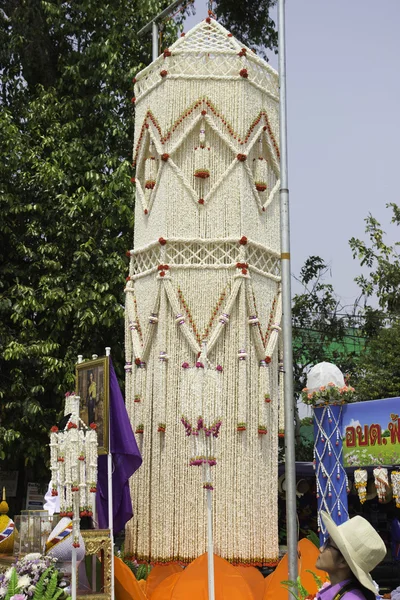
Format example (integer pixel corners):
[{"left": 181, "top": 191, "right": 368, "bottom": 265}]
[
  {"left": 0, "top": 553, "right": 70, "bottom": 600},
  {"left": 301, "top": 383, "right": 355, "bottom": 406}
]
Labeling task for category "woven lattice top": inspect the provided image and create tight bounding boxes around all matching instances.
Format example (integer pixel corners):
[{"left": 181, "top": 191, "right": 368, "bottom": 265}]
[{"left": 134, "top": 18, "right": 279, "bottom": 102}]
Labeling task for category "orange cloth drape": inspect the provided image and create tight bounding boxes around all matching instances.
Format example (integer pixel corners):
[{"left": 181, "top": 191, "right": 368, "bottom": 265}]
[
  {"left": 146, "top": 564, "right": 183, "bottom": 599},
  {"left": 263, "top": 539, "right": 328, "bottom": 600},
  {"left": 235, "top": 566, "right": 265, "bottom": 600},
  {"left": 152, "top": 573, "right": 182, "bottom": 600},
  {"left": 167, "top": 553, "right": 254, "bottom": 600},
  {"left": 114, "top": 557, "right": 148, "bottom": 600}
]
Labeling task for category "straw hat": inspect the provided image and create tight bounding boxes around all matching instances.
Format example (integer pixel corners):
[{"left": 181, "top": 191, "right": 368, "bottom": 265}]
[{"left": 321, "top": 510, "right": 386, "bottom": 593}]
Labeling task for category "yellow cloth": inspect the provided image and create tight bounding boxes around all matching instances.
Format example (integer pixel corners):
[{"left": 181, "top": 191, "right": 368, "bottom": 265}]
[{"left": 0, "top": 515, "right": 15, "bottom": 555}]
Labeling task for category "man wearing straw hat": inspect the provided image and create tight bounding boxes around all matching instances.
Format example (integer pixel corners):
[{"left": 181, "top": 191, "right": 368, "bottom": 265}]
[{"left": 315, "top": 510, "right": 386, "bottom": 600}]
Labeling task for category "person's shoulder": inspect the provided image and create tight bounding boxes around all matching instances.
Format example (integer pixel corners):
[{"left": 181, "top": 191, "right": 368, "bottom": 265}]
[{"left": 341, "top": 589, "right": 370, "bottom": 600}]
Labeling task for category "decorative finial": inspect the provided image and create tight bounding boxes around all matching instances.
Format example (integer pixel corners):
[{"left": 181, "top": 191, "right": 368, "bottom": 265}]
[{"left": 0, "top": 487, "right": 9, "bottom": 514}]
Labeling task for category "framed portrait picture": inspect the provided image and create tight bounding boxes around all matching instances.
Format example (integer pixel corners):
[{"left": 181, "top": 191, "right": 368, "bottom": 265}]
[{"left": 76, "top": 356, "right": 109, "bottom": 454}]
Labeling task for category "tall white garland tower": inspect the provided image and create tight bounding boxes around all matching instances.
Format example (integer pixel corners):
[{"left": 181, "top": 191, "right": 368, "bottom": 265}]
[{"left": 125, "top": 17, "right": 282, "bottom": 565}]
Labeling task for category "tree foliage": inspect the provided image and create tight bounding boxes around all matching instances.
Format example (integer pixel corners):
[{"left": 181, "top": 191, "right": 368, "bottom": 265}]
[
  {"left": 292, "top": 256, "right": 359, "bottom": 394},
  {"left": 214, "top": 0, "right": 278, "bottom": 58},
  {"left": 289, "top": 256, "right": 361, "bottom": 458},
  {"left": 0, "top": 0, "right": 279, "bottom": 488},
  {"left": 0, "top": 0, "right": 176, "bottom": 479},
  {"left": 350, "top": 203, "right": 400, "bottom": 315},
  {"left": 349, "top": 203, "right": 400, "bottom": 400}
]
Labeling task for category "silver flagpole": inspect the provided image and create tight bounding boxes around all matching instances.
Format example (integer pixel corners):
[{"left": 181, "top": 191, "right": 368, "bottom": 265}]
[{"left": 278, "top": 0, "right": 298, "bottom": 585}]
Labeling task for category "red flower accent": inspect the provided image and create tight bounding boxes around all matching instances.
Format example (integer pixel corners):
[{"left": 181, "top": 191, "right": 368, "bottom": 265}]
[
  {"left": 73, "top": 542, "right": 80, "bottom": 548},
  {"left": 158, "top": 237, "right": 167, "bottom": 245},
  {"left": 90, "top": 423, "right": 97, "bottom": 430},
  {"left": 180, "top": 32, "right": 185, "bottom": 37},
  {"left": 158, "top": 425, "right": 166, "bottom": 433},
  {"left": 205, "top": 17, "right": 211, "bottom": 23},
  {"left": 201, "top": 110, "right": 207, "bottom": 116},
  {"left": 160, "top": 70, "right": 168, "bottom": 77},
  {"left": 135, "top": 358, "right": 142, "bottom": 366},
  {"left": 239, "top": 69, "right": 248, "bottom": 78},
  {"left": 265, "top": 356, "right": 272, "bottom": 364},
  {"left": 71, "top": 485, "right": 79, "bottom": 492},
  {"left": 182, "top": 362, "right": 190, "bottom": 369},
  {"left": 160, "top": 271, "right": 165, "bottom": 277},
  {"left": 238, "top": 48, "right": 247, "bottom": 57},
  {"left": 241, "top": 268, "right": 248, "bottom": 275},
  {"left": 198, "top": 198, "right": 204, "bottom": 205},
  {"left": 216, "top": 365, "right": 223, "bottom": 372},
  {"left": 237, "top": 425, "right": 246, "bottom": 431},
  {"left": 163, "top": 49, "right": 171, "bottom": 58},
  {"left": 132, "top": 77, "right": 137, "bottom": 84},
  {"left": 161, "top": 153, "right": 169, "bottom": 161},
  {"left": 67, "top": 422, "right": 77, "bottom": 429},
  {"left": 90, "top": 486, "right": 97, "bottom": 493},
  {"left": 258, "top": 427, "right": 268, "bottom": 435},
  {"left": 236, "top": 262, "right": 248, "bottom": 269},
  {"left": 50, "top": 426, "right": 58, "bottom": 433},
  {"left": 227, "top": 33, "right": 233, "bottom": 37},
  {"left": 131, "top": 97, "right": 136, "bottom": 103},
  {"left": 126, "top": 276, "right": 130, "bottom": 282},
  {"left": 78, "top": 455, "right": 85, "bottom": 461},
  {"left": 278, "top": 432, "right": 285, "bottom": 438},
  {"left": 265, "top": 396, "right": 271, "bottom": 403},
  {"left": 126, "top": 250, "right": 131, "bottom": 257},
  {"left": 130, "top": 177, "right": 136, "bottom": 184},
  {"left": 194, "top": 170, "right": 210, "bottom": 179},
  {"left": 51, "top": 489, "right": 58, "bottom": 496},
  {"left": 237, "top": 153, "right": 247, "bottom": 161},
  {"left": 256, "top": 183, "right": 267, "bottom": 192},
  {"left": 144, "top": 209, "right": 148, "bottom": 215},
  {"left": 239, "top": 236, "right": 248, "bottom": 245}
]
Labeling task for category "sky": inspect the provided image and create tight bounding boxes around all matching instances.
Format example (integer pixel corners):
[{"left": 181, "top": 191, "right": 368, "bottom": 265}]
[{"left": 183, "top": 0, "right": 400, "bottom": 305}]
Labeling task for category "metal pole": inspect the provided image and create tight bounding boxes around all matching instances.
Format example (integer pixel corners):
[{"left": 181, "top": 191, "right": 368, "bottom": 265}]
[
  {"left": 152, "top": 21, "right": 159, "bottom": 61},
  {"left": 71, "top": 546, "right": 77, "bottom": 600},
  {"left": 105, "top": 347, "right": 115, "bottom": 600},
  {"left": 206, "top": 480, "right": 215, "bottom": 600},
  {"left": 278, "top": 0, "right": 298, "bottom": 585},
  {"left": 202, "top": 341, "right": 215, "bottom": 600}
]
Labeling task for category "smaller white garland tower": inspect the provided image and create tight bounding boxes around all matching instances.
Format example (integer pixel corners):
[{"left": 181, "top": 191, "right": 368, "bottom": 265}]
[{"left": 49, "top": 393, "right": 98, "bottom": 549}]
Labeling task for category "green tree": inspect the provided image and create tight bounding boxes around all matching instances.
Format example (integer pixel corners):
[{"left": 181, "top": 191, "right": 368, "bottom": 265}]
[
  {"left": 0, "top": 0, "right": 177, "bottom": 489},
  {"left": 290, "top": 256, "right": 361, "bottom": 458},
  {"left": 349, "top": 204, "right": 400, "bottom": 400},
  {"left": 214, "top": 0, "right": 278, "bottom": 58},
  {"left": 349, "top": 203, "right": 400, "bottom": 315},
  {"left": 0, "top": 0, "right": 279, "bottom": 498},
  {"left": 292, "top": 256, "right": 360, "bottom": 394}
]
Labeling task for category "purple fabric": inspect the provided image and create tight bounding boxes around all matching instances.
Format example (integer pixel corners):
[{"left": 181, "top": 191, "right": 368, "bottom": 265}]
[
  {"left": 391, "top": 518, "right": 400, "bottom": 560},
  {"left": 316, "top": 580, "right": 367, "bottom": 600},
  {"left": 96, "top": 359, "right": 142, "bottom": 534}
]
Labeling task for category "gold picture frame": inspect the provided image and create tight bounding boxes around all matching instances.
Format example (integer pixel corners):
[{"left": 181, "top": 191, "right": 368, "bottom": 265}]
[
  {"left": 78, "top": 529, "right": 112, "bottom": 599},
  {"left": 76, "top": 356, "right": 109, "bottom": 454}
]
